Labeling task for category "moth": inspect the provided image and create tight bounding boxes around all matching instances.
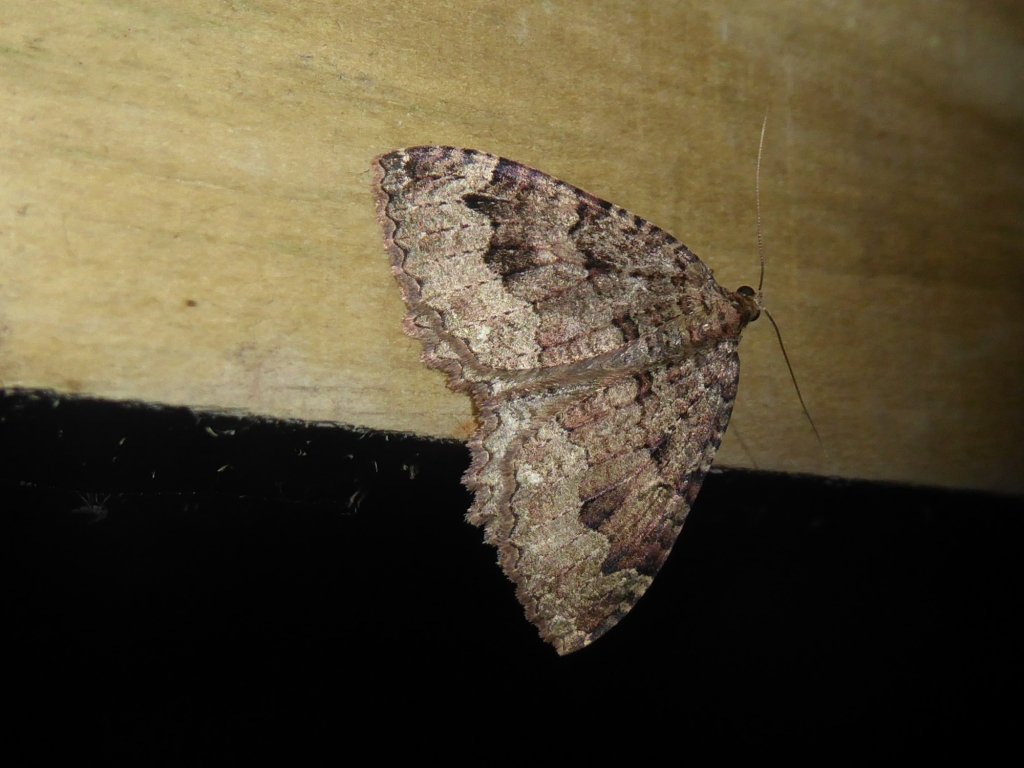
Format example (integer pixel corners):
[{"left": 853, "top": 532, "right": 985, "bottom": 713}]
[{"left": 372, "top": 146, "right": 761, "bottom": 654}]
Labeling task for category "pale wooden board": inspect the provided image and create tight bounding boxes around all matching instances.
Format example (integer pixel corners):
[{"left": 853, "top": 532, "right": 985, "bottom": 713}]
[{"left": 1, "top": 1, "right": 1022, "bottom": 493}]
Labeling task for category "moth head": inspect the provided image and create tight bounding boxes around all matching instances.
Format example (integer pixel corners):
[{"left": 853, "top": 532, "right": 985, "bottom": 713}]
[{"left": 734, "top": 285, "right": 762, "bottom": 323}]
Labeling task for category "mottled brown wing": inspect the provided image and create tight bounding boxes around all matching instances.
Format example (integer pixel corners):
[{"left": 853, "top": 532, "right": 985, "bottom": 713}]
[
  {"left": 373, "top": 146, "right": 742, "bottom": 395},
  {"left": 463, "top": 343, "right": 740, "bottom": 655},
  {"left": 372, "top": 146, "right": 755, "bottom": 654}
]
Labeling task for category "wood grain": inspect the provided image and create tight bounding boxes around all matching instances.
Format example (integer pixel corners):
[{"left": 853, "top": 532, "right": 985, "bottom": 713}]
[{"left": 2, "top": 1, "right": 1022, "bottom": 493}]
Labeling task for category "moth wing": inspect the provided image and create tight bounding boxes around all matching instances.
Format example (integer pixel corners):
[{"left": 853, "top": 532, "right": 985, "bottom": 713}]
[
  {"left": 465, "top": 343, "right": 741, "bottom": 654},
  {"left": 373, "top": 146, "right": 738, "bottom": 392}
]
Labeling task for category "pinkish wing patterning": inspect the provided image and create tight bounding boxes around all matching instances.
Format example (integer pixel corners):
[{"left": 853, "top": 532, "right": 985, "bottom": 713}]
[{"left": 372, "top": 146, "right": 760, "bottom": 654}]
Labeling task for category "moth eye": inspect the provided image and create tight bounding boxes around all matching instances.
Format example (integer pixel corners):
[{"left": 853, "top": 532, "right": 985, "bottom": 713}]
[{"left": 737, "top": 285, "right": 756, "bottom": 298}]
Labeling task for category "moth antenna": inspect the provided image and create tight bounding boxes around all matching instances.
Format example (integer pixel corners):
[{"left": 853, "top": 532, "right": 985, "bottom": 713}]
[
  {"left": 764, "top": 308, "right": 823, "bottom": 449},
  {"left": 756, "top": 110, "right": 768, "bottom": 294},
  {"left": 755, "top": 111, "right": 822, "bottom": 449}
]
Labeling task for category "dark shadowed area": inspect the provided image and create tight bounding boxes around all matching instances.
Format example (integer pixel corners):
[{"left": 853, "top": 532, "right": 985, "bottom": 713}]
[{"left": 5, "top": 390, "right": 1020, "bottom": 756}]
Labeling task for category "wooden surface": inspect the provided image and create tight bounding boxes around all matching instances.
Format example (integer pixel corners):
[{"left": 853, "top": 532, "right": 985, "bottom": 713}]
[{"left": 2, "top": 1, "right": 1022, "bottom": 493}]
